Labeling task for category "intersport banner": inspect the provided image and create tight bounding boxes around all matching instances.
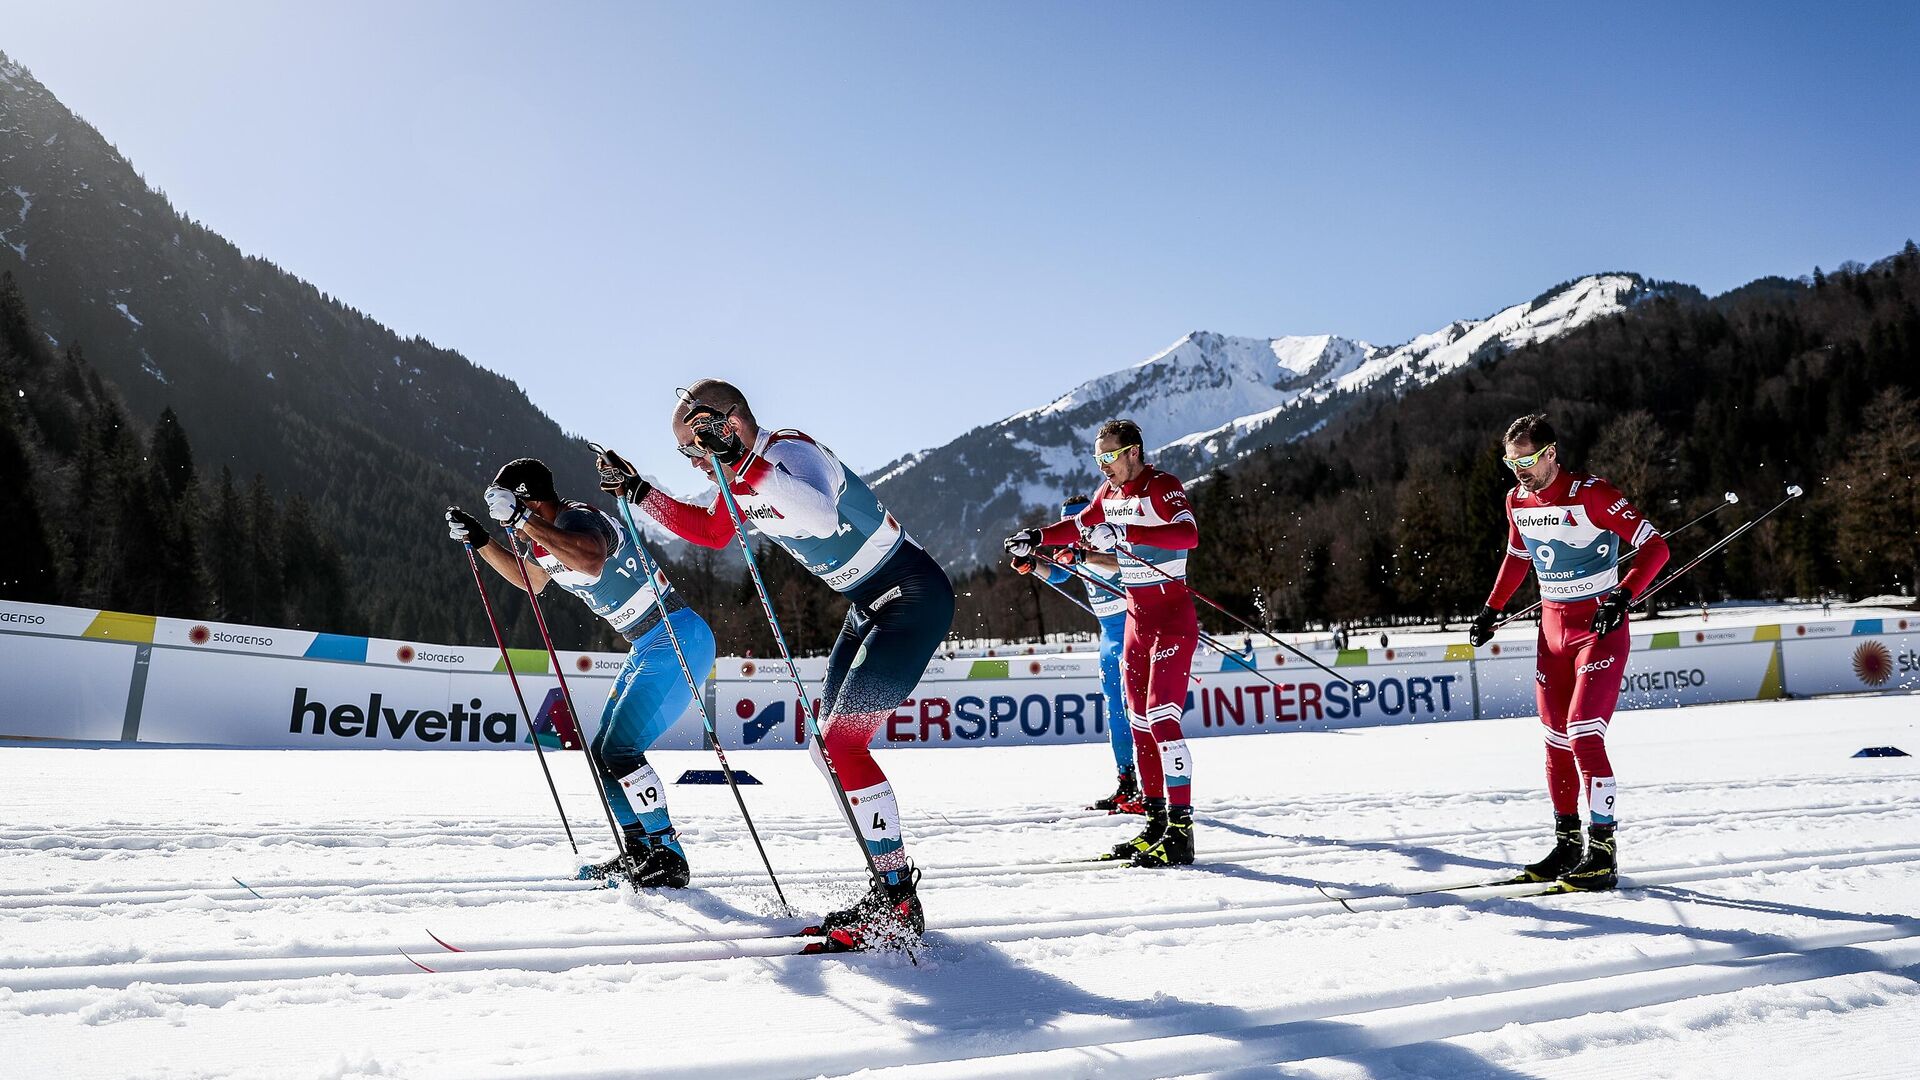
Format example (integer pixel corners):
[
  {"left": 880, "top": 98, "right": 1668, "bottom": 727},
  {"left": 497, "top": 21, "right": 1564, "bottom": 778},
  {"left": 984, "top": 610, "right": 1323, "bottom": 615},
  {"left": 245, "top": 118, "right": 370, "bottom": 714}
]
[{"left": 706, "top": 654, "right": 1476, "bottom": 749}]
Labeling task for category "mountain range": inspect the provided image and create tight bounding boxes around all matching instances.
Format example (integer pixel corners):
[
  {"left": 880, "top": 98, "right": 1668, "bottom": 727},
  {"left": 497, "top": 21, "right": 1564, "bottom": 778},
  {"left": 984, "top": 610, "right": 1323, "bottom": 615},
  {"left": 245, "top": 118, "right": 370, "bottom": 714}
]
[{"left": 870, "top": 273, "right": 1688, "bottom": 568}]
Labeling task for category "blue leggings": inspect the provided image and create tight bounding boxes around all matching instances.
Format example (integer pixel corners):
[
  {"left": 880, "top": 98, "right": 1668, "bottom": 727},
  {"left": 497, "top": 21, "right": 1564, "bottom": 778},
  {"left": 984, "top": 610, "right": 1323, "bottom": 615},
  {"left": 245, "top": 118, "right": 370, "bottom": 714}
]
[
  {"left": 591, "top": 607, "right": 715, "bottom": 850},
  {"left": 1097, "top": 612, "right": 1134, "bottom": 771}
]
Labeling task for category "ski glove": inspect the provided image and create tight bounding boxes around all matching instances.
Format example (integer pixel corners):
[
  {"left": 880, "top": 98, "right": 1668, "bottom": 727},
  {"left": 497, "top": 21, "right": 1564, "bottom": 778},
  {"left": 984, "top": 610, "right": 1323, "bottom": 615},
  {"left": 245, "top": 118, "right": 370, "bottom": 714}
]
[
  {"left": 1002, "top": 528, "right": 1042, "bottom": 558},
  {"left": 445, "top": 507, "right": 490, "bottom": 550},
  {"left": 1082, "top": 522, "right": 1127, "bottom": 552},
  {"left": 1468, "top": 605, "right": 1501, "bottom": 648},
  {"left": 596, "top": 447, "right": 652, "bottom": 503},
  {"left": 485, "top": 484, "right": 530, "bottom": 529},
  {"left": 684, "top": 407, "right": 748, "bottom": 467},
  {"left": 1591, "top": 589, "right": 1632, "bottom": 637}
]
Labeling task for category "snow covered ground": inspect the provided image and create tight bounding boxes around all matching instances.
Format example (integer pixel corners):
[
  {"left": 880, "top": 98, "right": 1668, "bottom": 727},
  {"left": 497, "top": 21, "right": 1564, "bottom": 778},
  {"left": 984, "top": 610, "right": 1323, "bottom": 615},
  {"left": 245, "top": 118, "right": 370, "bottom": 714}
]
[{"left": 4, "top": 694, "right": 1917, "bottom": 1079}]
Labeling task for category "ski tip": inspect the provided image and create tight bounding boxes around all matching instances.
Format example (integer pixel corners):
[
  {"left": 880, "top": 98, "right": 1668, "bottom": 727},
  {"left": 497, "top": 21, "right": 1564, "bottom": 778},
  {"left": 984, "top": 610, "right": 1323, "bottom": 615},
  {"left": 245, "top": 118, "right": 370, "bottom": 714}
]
[
  {"left": 231, "top": 877, "right": 265, "bottom": 900},
  {"left": 427, "top": 929, "right": 464, "bottom": 953},
  {"left": 399, "top": 949, "right": 437, "bottom": 974}
]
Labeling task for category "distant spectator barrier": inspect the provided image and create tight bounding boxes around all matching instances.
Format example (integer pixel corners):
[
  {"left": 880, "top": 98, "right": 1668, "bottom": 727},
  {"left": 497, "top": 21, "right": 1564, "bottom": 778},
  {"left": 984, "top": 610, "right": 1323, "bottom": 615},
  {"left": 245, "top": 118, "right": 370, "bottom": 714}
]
[{"left": 2, "top": 601, "right": 1914, "bottom": 750}]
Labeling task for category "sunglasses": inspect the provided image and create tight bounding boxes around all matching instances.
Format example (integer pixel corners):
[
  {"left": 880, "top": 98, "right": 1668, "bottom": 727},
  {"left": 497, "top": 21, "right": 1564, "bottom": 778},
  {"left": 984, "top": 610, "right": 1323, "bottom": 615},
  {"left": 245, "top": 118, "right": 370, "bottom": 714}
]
[
  {"left": 1502, "top": 443, "right": 1556, "bottom": 471},
  {"left": 1095, "top": 444, "right": 1138, "bottom": 466}
]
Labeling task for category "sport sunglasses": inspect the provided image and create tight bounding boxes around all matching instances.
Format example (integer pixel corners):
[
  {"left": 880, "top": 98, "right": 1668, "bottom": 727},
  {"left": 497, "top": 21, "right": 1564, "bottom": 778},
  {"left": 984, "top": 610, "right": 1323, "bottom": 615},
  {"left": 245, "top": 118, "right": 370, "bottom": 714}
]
[
  {"left": 1502, "top": 443, "right": 1556, "bottom": 471},
  {"left": 1095, "top": 443, "right": 1138, "bottom": 466}
]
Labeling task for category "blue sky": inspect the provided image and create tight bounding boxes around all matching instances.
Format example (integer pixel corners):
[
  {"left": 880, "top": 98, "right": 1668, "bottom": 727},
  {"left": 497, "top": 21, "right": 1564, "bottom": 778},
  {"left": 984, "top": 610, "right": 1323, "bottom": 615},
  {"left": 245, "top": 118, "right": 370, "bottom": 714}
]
[{"left": 4, "top": 2, "right": 1916, "bottom": 487}]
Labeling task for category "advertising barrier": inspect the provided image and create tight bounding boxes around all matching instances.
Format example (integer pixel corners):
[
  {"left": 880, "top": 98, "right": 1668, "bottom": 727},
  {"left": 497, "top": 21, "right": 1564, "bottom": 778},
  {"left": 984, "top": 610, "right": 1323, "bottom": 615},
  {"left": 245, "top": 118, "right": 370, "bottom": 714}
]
[{"left": 2, "top": 599, "right": 1913, "bottom": 750}]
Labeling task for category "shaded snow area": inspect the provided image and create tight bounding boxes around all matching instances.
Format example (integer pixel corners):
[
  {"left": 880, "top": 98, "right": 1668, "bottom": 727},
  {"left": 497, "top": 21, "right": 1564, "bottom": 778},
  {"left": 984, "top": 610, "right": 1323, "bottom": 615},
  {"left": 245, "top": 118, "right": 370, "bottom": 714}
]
[{"left": 4, "top": 696, "right": 1916, "bottom": 1079}]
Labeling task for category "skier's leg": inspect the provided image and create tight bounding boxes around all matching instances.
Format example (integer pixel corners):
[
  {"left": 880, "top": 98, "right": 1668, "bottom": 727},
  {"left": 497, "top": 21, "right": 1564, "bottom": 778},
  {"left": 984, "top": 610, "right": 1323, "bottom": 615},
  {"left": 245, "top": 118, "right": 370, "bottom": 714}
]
[
  {"left": 1121, "top": 618, "right": 1162, "bottom": 800},
  {"left": 1145, "top": 611, "right": 1199, "bottom": 811},
  {"left": 812, "top": 566, "right": 954, "bottom": 885},
  {"left": 1098, "top": 615, "right": 1135, "bottom": 772},
  {"left": 1566, "top": 611, "right": 1630, "bottom": 828},
  {"left": 594, "top": 610, "right": 717, "bottom": 859},
  {"left": 1534, "top": 612, "right": 1580, "bottom": 816}
]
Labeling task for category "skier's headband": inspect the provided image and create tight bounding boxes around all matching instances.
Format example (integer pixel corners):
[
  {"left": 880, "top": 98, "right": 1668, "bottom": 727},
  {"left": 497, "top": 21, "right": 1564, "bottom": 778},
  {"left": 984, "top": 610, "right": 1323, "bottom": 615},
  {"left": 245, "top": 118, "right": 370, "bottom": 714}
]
[{"left": 1502, "top": 442, "right": 1556, "bottom": 471}]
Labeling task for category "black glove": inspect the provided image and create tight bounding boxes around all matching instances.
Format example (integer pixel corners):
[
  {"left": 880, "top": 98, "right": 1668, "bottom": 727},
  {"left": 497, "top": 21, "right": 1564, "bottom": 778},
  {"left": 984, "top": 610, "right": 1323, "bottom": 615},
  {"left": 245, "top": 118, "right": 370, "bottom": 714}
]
[
  {"left": 1003, "top": 528, "right": 1042, "bottom": 558},
  {"left": 446, "top": 507, "right": 490, "bottom": 550},
  {"left": 684, "top": 406, "right": 747, "bottom": 467},
  {"left": 1468, "top": 604, "right": 1501, "bottom": 647},
  {"left": 1591, "top": 589, "right": 1632, "bottom": 637},
  {"left": 595, "top": 446, "right": 652, "bottom": 503},
  {"left": 1010, "top": 552, "right": 1036, "bottom": 575}
]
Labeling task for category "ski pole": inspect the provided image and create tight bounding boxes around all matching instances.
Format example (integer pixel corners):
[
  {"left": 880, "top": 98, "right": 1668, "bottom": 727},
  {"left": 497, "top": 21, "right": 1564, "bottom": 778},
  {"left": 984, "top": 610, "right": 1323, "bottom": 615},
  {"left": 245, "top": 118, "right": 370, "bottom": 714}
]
[
  {"left": 1106, "top": 547, "right": 1355, "bottom": 688},
  {"left": 1630, "top": 485, "right": 1803, "bottom": 610},
  {"left": 1031, "top": 556, "right": 1272, "bottom": 689},
  {"left": 1496, "top": 490, "right": 1740, "bottom": 629},
  {"left": 504, "top": 533, "right": 628, "bottom": 852},
  {"left": 1018, "top": 558, "right": 1203, "bottom": 684},
  {"left": 461, "top": 542, "right": 579, "bottom": 855},
  {"left": 596, "top": 446, "right": 790, "bottom": 910},
  {"left": 702, "top": 460, "right": 888, "bottom": 885}
]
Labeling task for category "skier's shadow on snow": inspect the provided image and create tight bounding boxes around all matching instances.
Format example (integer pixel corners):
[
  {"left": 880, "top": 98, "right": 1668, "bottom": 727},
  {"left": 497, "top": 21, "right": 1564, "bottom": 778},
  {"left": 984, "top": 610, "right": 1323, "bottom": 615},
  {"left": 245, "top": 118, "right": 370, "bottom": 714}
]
[
  {"left": 1198, "top": 817, "right": 1515, "bottom": 878},
  {"left": 761, "top": 922, "right": 1541, "bottom": 1078}
]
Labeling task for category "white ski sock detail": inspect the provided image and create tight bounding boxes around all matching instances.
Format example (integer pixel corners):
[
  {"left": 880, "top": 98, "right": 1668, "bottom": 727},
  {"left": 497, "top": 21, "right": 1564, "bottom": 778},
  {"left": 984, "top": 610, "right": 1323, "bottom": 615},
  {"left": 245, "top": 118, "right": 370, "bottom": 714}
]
[
  {"left": 1158, "top": 738, "right": 1194, "bottom": 783},
  {"left": 1588, "top": 775, "right": 1617, "bottom": 824},
  {"left": 618, "top": 763, "right": 668, "bottom": 814}
]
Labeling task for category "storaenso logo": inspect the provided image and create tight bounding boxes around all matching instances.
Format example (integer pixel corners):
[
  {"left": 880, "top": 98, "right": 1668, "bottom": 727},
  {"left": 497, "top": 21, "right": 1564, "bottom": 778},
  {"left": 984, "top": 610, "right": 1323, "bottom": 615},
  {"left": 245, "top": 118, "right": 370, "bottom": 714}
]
[
  {"left": 1624, "top": 669, "right": 1707, "bottom": 693},
  {"left": 289, "top": 689, "right": 517, "bottom": 743}
]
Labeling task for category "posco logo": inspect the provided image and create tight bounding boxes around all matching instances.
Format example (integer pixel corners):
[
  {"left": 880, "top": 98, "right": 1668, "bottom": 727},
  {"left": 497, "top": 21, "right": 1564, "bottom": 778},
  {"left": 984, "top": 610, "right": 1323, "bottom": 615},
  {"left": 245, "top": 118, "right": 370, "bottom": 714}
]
[{"left": 1576, "top": 656, "right": 1617, "bottom": 675}]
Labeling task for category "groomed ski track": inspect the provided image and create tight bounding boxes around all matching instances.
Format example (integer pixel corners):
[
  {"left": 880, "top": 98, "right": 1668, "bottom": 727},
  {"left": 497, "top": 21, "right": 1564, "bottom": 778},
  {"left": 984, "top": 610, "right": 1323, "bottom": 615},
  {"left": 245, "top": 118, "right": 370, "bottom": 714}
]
[{"left": 5, "top": 696, "right": 1917, "bottom": 1079}]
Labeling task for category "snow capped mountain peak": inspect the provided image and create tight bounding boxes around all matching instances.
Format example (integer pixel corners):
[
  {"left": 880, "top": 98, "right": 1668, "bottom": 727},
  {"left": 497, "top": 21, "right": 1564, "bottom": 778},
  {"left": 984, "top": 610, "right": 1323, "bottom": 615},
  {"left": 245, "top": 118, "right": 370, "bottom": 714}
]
[{"left": 869, "top": 272, "right": 1658, "bottom": 570}]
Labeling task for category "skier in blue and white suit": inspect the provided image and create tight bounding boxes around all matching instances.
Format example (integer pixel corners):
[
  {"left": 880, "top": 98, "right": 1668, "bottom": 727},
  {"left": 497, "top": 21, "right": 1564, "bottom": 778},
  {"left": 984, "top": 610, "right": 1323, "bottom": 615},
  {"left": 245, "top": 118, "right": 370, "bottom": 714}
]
[
  {"left": 1023, "top": 495, "right": 1141, "bottom": 814},
  {"left": 445, "top": 457, "right": 715, "bottom": 889}
]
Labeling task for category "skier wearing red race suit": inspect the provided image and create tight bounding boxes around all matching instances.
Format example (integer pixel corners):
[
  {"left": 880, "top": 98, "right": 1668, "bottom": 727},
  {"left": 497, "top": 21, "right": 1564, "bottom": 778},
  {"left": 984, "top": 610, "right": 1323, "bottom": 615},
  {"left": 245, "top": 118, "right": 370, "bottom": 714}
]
[
  {"left": 601, "top": 379, "right": 953, "bottom": 950},
  {"left": 1469, "top": 413, "right": 1670, "bottom": 891},
  {"left": 1006, "top": 419, "right": 1200, "bottom": 867}
]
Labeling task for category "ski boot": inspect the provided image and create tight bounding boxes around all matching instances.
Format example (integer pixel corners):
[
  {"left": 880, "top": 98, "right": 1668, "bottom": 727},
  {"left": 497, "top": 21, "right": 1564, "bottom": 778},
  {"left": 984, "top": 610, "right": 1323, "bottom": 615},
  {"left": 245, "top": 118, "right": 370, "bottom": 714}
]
[
  {"left": 1131, "top": 805, "right": 1194, "bottom": 867},
  {"left": 1102, "top": 798, "right": 1166, "bottom": 861},
  {"left": 813, "top": 865, "right": 924, "bottom": 952},
  {"left": 1519, "top": 814, "right": 1584, "bottom": 883},
  {"left": 628, "top": 843, "right": 691, "bottom": 889},
  {"left": 1559, "top": 823, "right": 1617, "bottom": 891},
  {"left": 1091, "top": 767, "right": 1146, "bottom": 815}
]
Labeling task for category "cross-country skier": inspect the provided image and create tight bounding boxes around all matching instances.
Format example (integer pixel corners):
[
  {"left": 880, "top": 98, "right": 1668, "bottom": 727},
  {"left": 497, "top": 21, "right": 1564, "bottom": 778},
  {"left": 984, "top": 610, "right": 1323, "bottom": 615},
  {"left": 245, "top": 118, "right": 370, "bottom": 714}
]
[
  {"left": 1010, "top": 495, "right": 1142, "bottom": 814},
  {"left": 445, "top": 457, "right": 716, "bottom": 889},
  {"left": 1005, "top": 420, "right": 1200, "bottom": 867},
  {"left": 604, "top": 380, "right": 954, "bottom": 950},
  {"left": 1468, "top": 414, "right": 1670, "bottom": 891}
]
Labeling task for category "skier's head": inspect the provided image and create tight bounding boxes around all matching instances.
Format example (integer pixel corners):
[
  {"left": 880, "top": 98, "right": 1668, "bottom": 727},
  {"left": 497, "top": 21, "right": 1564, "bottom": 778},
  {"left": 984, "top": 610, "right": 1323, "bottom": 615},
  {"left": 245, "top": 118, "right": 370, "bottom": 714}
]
[
  {"left": 1501, "top": 413, "right": 1560, "bottom": 493},
  {"left": 493, "top": 458, "right": 559, "bottom": 506},
  {"left": 1094, "top": 419, "right": 1146, "bottom": 486},
  {"left": 672, "top": 379, "right": 759, "bottom": 480}
]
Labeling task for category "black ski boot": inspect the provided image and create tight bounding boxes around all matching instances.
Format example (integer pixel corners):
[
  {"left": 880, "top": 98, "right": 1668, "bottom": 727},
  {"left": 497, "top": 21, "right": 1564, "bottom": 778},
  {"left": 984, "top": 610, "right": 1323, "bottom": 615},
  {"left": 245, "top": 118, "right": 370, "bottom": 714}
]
[
  {"left": 576, "top": 822, "right": 652, "bottom": 885},
  {"left": 1520, "top": 814, "right": 1584, "bottom": 883},
  {"left": 816, "top": 865, "right": 924, "bottom": 951},
  {"left": 1091, "top": 767, "right": 1145, "bottom": 815},
  {"left": 1131, "top": 804, "right": 1194, "bottom": 867},
  {"left": 1103, "top": 798, "right": 1167, "bottom": 860},
  {"left": 628, "top": 846, "right": 690, "bottom": 889},
  {"left": 1559, "top": 823, "right": 1617, "bottom": 891}
]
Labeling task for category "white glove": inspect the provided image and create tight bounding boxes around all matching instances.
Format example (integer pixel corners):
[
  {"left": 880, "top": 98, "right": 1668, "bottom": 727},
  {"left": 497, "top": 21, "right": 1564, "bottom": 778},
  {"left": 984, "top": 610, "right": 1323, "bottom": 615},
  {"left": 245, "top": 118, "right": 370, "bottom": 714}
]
[
  {"left": 485, "top": 484, "right": 529, "bottom": 528},
  {"left": 1082, "top": 522, "right": 1127, "bottom": 552}
]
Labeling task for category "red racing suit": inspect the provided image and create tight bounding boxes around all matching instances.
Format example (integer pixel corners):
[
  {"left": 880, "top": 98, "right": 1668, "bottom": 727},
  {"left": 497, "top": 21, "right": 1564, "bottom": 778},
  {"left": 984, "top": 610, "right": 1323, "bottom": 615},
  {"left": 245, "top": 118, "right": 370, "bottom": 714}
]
[
  {"left": 1487, "top": 471, "right": 1670, "bottom": 824},
  {"left": 1040, "top": 466, "right": 1200, "bottom": 807}
]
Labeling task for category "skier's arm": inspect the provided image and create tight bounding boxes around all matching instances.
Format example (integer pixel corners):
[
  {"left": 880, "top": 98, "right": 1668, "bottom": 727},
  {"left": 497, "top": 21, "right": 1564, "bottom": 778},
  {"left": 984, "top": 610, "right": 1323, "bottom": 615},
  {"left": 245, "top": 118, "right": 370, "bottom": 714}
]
[
  {"left": 747, "top": 439, "right": 844, "bottom": 538},
  {"left": 1039, "top": 485, "right": 1106, "bottom": 546},
  {"left": 1124, "top": 478, "right": 1198, "bottom": 550},
  {"left": 1589, "top": 482, "right": 1671, "bottom": 599},
  {"left": 517, "top": 508, "right": 616, "bottom": 579},
  {"left": 1486, "top": 502, "right": 1531, "bottom": 609},
  {"left": 474, "top": 535, "right": 551, "bottom": 594},
  {"left": 636, "top": 488, "right": 736, "bottom": 548}
]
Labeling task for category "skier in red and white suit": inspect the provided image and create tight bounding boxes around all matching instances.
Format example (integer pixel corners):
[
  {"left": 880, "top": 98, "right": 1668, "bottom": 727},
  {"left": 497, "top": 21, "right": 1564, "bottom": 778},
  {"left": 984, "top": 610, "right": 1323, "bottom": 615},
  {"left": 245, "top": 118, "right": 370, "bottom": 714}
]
[
  {"left": 1469, "top": 413, "right": 1670, "bottom": 891},
  {"left": 1006, "top": 419, "right": 1200, "bottom": 867}
]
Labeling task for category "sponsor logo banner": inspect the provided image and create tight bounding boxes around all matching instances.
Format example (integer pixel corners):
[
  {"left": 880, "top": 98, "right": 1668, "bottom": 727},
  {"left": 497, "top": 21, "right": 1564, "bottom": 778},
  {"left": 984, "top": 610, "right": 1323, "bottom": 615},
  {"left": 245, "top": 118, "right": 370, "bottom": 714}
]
[{"left": 1781, "top": 632, "right": 1920, "bottom": 697}]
